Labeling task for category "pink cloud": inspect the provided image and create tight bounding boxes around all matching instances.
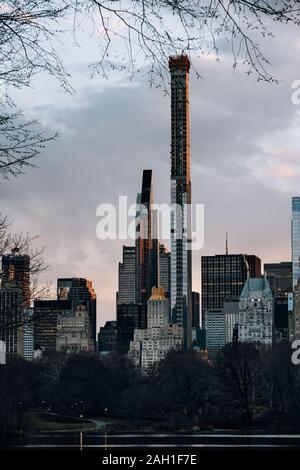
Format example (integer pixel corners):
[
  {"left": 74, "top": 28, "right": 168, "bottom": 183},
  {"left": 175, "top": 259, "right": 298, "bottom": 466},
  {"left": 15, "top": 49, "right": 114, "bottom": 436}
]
[{"left": 271, "top": 165, "right": 297, "bottom": 178}]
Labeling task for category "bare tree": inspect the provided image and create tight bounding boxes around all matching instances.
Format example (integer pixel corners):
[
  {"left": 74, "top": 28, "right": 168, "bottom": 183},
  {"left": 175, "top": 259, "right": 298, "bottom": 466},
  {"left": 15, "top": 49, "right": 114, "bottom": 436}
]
[
  {"left": 83, "top": 0, "right": 300, "bottom": 86},
  {"left": 0, "top": 1, "right": 300, "bottom": 177},
  {"left": 0, "top": 0, "right": 70, "bottom": 178},
  {"left": 216, "top": 342, "right": 262, "bottom": 424},
  {"left": 0, "top": 212, "right": 50, "bottom": 334}
]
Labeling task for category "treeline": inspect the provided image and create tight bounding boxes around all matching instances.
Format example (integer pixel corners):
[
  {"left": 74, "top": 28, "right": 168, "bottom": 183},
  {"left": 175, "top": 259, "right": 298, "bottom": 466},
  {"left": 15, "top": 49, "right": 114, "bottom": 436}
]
[{"left": 1, "top": 343, "right": 300, "bottom": 434}]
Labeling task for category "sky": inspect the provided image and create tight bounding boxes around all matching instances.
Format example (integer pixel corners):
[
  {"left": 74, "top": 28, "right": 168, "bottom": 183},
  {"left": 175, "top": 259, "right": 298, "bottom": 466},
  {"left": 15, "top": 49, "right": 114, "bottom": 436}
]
[{"left": 1, "top": 12, "right": 300, "bottom": 330}]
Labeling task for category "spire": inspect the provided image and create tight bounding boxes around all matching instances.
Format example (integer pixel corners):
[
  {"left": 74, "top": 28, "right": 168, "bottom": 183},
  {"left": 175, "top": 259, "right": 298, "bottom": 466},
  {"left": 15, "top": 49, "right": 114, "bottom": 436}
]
[{"left": 225, "top": 232, "right": 228, "bottom": 255}]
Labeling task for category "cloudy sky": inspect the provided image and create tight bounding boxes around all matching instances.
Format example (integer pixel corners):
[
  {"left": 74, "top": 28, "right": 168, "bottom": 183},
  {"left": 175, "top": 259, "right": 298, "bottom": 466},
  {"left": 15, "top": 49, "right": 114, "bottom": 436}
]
[{"left": 1, "top": 13, "right": 300, "bottom": 329}]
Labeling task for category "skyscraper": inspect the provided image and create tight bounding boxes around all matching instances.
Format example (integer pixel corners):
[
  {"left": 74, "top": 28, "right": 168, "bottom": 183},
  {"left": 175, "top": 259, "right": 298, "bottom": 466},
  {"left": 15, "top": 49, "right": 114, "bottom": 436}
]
[
  {"left": 117, "top": 246, "right": 136, "bottom": 305},
  {"left": 192, "top": 291, "right": 200, "bottom": 328},
  {"left": 169, "top": 55, "right": 192, "bottom": 350},
  {"left": 0, "top": 287, "right": 24, "bottom": 358},
  {"left": 98, "top": 321, "right": 117, "bottom": 354},
  {"left": 292, "top": 197, "right": 300, "bottom": 289},
  {"left": 33, "top": 299, "right": 72, "bottom": 358},
  {"left": 57, "top": 278, "right": 96, "bottom": 347},
  {"left": 201, "top": 254, "right": 261, "bottom": 326},
  {"left": 159, "top": 244, "right": 171, "bottom": 298},
  {"left": 135, "top": 169, "right": 159, "bottom": 306},
  {"left": 264, "top": 262, "right": 292, "bottom": 298},
  {"left": 23, "top": 308, "right": 34, "bottom": 360},
  {"left": 117, "top": 303, "right": 147, "bottom": 354},
  {"left": 2, "top": 247, "right": 30, "bottom": 306}
]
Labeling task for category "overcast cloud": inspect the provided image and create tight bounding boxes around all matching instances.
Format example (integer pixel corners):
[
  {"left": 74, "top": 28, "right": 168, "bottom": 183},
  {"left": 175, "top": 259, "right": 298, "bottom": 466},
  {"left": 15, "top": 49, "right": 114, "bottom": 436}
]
[{"left": 1, "top": 19, "right": 300, "bottom": 329}]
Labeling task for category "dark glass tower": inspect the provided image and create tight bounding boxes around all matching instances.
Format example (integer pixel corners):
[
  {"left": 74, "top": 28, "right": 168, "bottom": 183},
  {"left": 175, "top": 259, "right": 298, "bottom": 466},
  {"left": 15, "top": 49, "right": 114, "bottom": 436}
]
[
  {"left": 135, "top": 169, "right": 159, "bottom": 306},
  {"left": 201, "top": 254, "right": 261, "bottom": 326},
  {"left": 169, "top": 55, "right": 192, "bottom": 350},
  {"left": 264, "top": 262, "right": 292, "bottom": 298}
]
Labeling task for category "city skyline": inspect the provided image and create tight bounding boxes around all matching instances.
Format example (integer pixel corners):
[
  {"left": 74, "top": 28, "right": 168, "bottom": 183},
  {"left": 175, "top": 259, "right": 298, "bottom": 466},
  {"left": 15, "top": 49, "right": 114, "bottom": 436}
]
[{"left": 1, "top": 20, "right": 300, "bottom": 329}]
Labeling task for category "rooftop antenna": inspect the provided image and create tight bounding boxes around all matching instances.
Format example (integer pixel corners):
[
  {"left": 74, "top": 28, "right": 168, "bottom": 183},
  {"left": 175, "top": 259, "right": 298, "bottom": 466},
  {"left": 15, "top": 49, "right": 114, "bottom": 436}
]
[{"left": 225, "top": 232, "right": 228, "bottom": 255}]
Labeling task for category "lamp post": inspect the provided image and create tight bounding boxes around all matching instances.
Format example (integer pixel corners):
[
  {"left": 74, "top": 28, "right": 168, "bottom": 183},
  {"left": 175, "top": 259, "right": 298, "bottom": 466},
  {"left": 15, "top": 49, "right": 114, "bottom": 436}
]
[
  {"left": 79, "top": 414, "right": 83, "bottom": 451},
  {"left": 104, "top": 407, "right": 108, "bottom": 450}
]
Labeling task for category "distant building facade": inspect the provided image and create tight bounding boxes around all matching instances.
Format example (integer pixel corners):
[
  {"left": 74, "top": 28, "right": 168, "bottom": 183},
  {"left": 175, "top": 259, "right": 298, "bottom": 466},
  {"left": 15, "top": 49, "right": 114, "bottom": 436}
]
[
  {"left": 57, "top": 278, "right": 96, "bottom": 347},
  {"left": 205, "top": 308, "right": 225, "bottom": 356},
  {"left": 238, "top": 276, "right": 274, "bottom": 346},
  {"left": 159, "top": 244, "right": 171, "bottom": 298},
  {"left": 135, "top": 169, "right": 159, "bottom": 307},
  {"left": 34, "top": 300, "right": 72, "bottom": 358},
  {"left": 274, "top": 297, "right": 289, "bottom": 343},
  {"left": 24, "top": 308, "right": 34, "bottom": 360},
  {"left": 223, "top": 300, "right": 239, "bottom": 345},
  {"left": 290, "top": 279, "right": 300, "bottom": 342},
  {"left": 0, "top": 287, "right": 24, "bottom": 359},
  {"left": 117, "top": 303, "right": 147, "bottom": 354},
  {"left": 2, "top": 248, "right": 30, "bottom": 306},
  {"left": 0, "top": 340, "right": 5, "bottom": 364},
  {"left": 129, "top": 287, "right": 183, "bottom": 371},
  {"left": 117, "top": 246, "right": 136, "bottom": 305},
  {"left": 98, "top": 321, "right": 117, "bottom": 354},
  {"left": 264, "top": 262, "right": 292, "bottom": 298},
  {"left": 201, "top": 253, "right": 261, "bottom": 326},
  {"left": 169, "top": 55, "right": 192, "bottom": 351},
  {"left": 56, "top": 304, "right": 94, "bottom": 354},
  {"left": 192, "top": 291, "right": 200, "bottom": 328}
]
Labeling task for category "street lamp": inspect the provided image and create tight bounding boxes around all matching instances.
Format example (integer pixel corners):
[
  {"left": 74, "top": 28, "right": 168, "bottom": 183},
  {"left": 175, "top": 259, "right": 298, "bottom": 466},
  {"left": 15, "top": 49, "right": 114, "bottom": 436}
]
[{"left": 104, "top": 407, "right": 108, "bottom": 450}]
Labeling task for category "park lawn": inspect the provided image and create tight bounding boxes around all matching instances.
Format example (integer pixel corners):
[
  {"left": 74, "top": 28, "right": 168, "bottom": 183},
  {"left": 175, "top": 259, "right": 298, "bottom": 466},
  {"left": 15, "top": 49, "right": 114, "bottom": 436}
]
[{"left": 23, "top": 411, "right": 96, "bottom": 432}]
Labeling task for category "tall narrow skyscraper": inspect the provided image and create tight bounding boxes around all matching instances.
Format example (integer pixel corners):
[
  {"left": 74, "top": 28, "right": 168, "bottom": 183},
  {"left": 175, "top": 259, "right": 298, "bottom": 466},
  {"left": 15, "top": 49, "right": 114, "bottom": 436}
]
[
  {"left": 169, "top": 55, "right": 192, "bottom": 350},
  {"left": 135, "top": 169, "right": 159, "bottom": 306}
]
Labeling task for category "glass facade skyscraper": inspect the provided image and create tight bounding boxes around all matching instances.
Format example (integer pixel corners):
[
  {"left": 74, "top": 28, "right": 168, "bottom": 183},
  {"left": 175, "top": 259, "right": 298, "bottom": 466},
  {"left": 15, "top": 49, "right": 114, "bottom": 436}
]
[
  {"left": 201, "top": 254, "right": 261, "bottom": 326},
  {"left": 292, "top": 197, "right": 300, "bottom": 288},
  {"left": 135, "top": 169, "right": 159, "bottom": 306},
  {"left": 169, "top": 55, "right": 192, "bottom": 350}
]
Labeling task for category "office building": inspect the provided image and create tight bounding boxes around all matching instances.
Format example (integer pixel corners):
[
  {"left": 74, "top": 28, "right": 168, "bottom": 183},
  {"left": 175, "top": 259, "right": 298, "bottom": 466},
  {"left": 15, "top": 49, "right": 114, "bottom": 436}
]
[
  {"left": 135, "top": 169, "right": 159, "bottom": 306},
  {"left": 129, "top": 287, "right": 183, "bottom": 371},
  {"left": 2, "top": 247, "right": 30, "bottom": 306},
  {"left": 223, "top": 300, "right": 239, "bottom": 345},
  {"left": 98, "top": 321, "right": 117, "bottom": 354},
  {"left": 34, "top": 299, "right": 72, "bottom": 358},
  {"left": 56, "top": 304, "right": 94, "bottom": 354},
  {"left": 274, "top": 298, "right": 289, "bottom": 343},
  {"left": 57, "top": 278, "right": 96, "bottom": 347},
  {"left": 290, "top": 279, "right": 300, "bottom": 342},
  {"left": 264, "top": 262, "right": 292, "bottom": 298},
  {"left": 192, "top": 327, "right": 206, "bottom": 350},
  {"left": 117, "top": 246, "right": 136, "bottom": 305},
  {"left": 23, "top": 308, "right": 34, "bottom": 360},
  {"left": 159, "top": 244, "right": 170, "bottom": 298},
  {"left": 201, "top": 254, "right": 261, "bottom": 326},
  {"left": 117, "top": 303, "right": 147, "bottom": 354},
  {"left": 0, "top": 287, "right": 24, "bottom": 358},
  {"left": 169, "top": 55, "right": 192, "bottom": 350},
  {"left": 205, "top": 308, "right": 225, "bottom": 356},
  {"left": 238, "top": 276, "right": 274, "bottom": 346},
  {"left": 192, "top": 291, "right": 200, "bottom": 328}
]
